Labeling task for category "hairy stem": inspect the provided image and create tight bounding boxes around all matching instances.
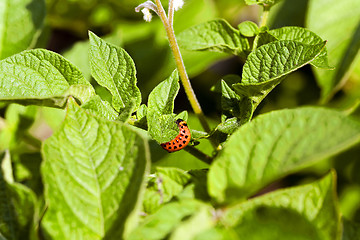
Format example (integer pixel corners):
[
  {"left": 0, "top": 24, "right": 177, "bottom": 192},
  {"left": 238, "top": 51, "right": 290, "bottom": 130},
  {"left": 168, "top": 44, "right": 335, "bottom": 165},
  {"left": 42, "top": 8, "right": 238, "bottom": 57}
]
[
  {"left": 154, "top": 0, "right": 217, "bottom": 149},
  {"left": 168, "top": 0, "right": 175, "bottom": 26}
]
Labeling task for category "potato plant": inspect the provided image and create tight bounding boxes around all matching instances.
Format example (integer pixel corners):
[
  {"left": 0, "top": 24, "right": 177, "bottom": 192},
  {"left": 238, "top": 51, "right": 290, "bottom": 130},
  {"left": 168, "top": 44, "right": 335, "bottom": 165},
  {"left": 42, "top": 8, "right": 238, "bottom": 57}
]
[{"left": 0, "top": 0, "right": 360, "bottom": 239}]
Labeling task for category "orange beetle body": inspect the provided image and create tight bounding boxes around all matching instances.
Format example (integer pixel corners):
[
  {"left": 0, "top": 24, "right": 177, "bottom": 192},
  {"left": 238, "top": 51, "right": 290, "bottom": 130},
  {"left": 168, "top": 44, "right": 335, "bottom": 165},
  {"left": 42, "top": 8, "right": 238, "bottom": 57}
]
[{"left": 161, "top": 119, "right": 191, "bottom": 152}]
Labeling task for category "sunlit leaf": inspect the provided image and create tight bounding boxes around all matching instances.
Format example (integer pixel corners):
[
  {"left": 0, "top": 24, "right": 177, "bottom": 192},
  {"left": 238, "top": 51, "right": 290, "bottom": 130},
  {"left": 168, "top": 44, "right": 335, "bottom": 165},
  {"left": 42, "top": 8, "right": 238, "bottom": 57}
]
[
  {"left": 89, "top": 31, "right": 141, "bottom": 115},
  {"left": 232, "top": 40, "right": 326, "bottom": 109},
  {"left": 143, "top": 167, "right": 191, "bottom": 214},
  {"left": 177, "top": 19, "right": 250, "bottom": 58},
  {"left": 147, "top": 71, "right": 180, "bottom": 143},
  {"left": 0, "top": 49, "right": 94, "bottom": 107},
  {"left": 209, "top": 107, "right": 360, "bottom": 203},
  {"left": 41, "top": 99, "right": 150, "bottom": 240}
]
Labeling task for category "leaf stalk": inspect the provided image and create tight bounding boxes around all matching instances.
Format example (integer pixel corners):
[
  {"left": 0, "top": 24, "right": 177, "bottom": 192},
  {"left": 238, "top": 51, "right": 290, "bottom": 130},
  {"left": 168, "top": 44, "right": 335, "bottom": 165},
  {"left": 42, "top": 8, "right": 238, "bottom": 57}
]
[
  {"left": 259, "top": 4, "right": 271, "bottom": 28},
  {"left": 184, "top": 145, "right": 213, "bottom": 165}
]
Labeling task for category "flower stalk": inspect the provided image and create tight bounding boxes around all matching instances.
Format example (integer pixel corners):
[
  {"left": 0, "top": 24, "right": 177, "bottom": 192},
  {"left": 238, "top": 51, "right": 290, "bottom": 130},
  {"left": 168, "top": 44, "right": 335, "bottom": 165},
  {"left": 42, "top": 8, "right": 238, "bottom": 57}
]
[{"left": 136, "top": 0, "right": 214, "bottom": 142}]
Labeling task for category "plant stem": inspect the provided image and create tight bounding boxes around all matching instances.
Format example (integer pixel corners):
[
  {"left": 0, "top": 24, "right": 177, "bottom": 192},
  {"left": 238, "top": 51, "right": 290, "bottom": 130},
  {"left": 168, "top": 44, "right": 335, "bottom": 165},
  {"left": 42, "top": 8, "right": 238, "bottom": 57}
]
[
  {"left": 168, "top": 0, "right": 174, "bottom": 26},
  {"left": 154, "top": 0, "right": 216, "bottom": 149},
  {"left": 184, "top": 146, "right": 213, "bottom": 165},
  {"left": 259, "top": 4, "right": 271, "bottom": 28}
]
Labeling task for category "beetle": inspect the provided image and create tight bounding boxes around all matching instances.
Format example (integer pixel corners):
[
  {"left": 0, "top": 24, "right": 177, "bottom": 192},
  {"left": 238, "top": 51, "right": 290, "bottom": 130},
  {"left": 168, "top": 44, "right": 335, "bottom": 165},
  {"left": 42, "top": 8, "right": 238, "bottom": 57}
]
[{"left": 160, "top": 119, "right": 191, "bottom": 152}]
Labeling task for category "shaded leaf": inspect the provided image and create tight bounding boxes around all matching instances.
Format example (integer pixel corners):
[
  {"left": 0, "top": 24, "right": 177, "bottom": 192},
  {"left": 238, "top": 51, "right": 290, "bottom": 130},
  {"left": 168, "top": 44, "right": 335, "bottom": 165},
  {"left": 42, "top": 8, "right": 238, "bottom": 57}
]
[
  {"left": 306, "top": 0, "right": 360, "bottom": 102},
  {"left": 134, "top": 104, "right": 148, "bottom": 129},
  {"left": 254, "top": 31, "right": 278, "bottom": 48},
  {"left": 128, "top": 200, "right": 210, "bottom": 240},
  {"left": 245, "top": 0, "right": 281, "bottom": 6},
  {"left": 0, "top": 0, "right": 46, "bottom": 59},
  {"left": 169, "top": 206, "right": 214, "bottom": 240},
  {"left": 220, "top": 80, "right": 253, "bottom": 121},
  {"left": 0, "top": 151, "right": 36, "bottom": 240},
  {"left": 0, "top": 104, "right": 37, "bottom": 151},
  {"left": 342, "top": 218, "right": 360, "bottom": 240},
  {"left": 219, "top": 172, "right": 340, "bottom": 240}
]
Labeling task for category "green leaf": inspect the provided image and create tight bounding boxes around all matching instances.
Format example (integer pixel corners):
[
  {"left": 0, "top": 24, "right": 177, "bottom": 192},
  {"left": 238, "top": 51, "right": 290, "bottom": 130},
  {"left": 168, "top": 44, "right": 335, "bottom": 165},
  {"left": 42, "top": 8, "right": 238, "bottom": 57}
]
[
  {"left": 153, "top": 114, "right": 213, "bottom": 171},
  {"left": 136, "top": 104, "right": 147, "bottom": 121},
  {"left": 245, "top": 0, "right": 281, "bottom": 6},
  {"left": 242, "top": 40, "right": 326, "bottom": 83},
  {"left": 147, "top": 71, "right": 180, "bottom": 143},
  {"left": 266, "top": 0, "right": 308, "bottom": 28},
  {"left": 0, "top": 104, "right": 37, "bottom": 151},
  {"left": 208, "top": 107, "right": 360, "bottom": 203},
  {"left": 143, "top": 167, "right": 191, "bottom": 214},
  {"left": 218, "top": 172, "right": 340, "bottom": 240},
  {"left": 169, "top": 205, "right": 214, "bottom": 240},
  {"left": 220, "top": 80, "right": 253, "bottom": 121},
  {"left": 134, "top": 104, "right": 148, "bottom": 129},
  {"left": 148, "top": 70, "right": 179, "bottom": 117},
  {"left": 63, "top": 30, "right": 124, "bottom": 82},
  {"left": 211, "top": 75, "right": 253, "bottom": 135},
  {"left": 268, "top": 26, "right": 332, "bottom": 69},
  {"left": 89, "top": 31, "right": 141, "bottom": 113},
  {"left": 214, "top": 117, "right": 244, "bottom": 135},
  {"left": 0, "top": 49, "right": 94, "bottom": 107},
  {"left": 128, "top": 200, "right": 209, "bottom": 240},
  {"left": 63, "top": 40, "right": 92, "bottom": 81},
  {"left": 41, "top": 99, "right": 150, "bottom": 240},
  {"left": 193, "top": 228, "right": 234, "bottom": 240},
  {"left": 148, "top": 114, "right": 179, "bottom": 144},
  {"left": 12, "top": 152, "right": 42, "bottom": 196},
  {"left": 342, "top": 218, "right": 360, "bottom": 240},
  {"left": 81, "top": 95, "right": 118, "bottom": 121},
  {"left": 254, "top": 31, "right": 278, "bottom": 48},
  {"left": 182, "top": 169, "right": 211, "bottom": 202},
  {"left": 0, "top": 151, "right": 36, "bottom": 240},
  {"left": 177, "top": 19, "right": 250, "bottom": 57},
  {"left": 238, "top": 21, "right": 259, "bottom": 37},
  {"left": 0, "top": 0, "right": 46, "bottom": 59},
  {"left": 306, "top": 0, "right": 360, "bottom": 102},
  {"left": 232, "top": 40, "right": 326, "bottom": 109},
  {"left": 211, "top": 74, "right": 241, "bottom": 93}
]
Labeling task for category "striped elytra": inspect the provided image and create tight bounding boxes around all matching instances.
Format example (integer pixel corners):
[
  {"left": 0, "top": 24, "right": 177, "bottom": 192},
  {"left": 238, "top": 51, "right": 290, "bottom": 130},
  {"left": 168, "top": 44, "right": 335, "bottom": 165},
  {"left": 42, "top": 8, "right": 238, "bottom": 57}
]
[{"left": 160, "top": 119, "right": 191, "bottom": 153}]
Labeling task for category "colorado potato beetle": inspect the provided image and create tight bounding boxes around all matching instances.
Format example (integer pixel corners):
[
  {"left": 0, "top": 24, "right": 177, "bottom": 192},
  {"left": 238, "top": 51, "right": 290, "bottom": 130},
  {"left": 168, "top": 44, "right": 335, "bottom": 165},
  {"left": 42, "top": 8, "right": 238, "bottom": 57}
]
[{"left": 160, "top": 119, "right": 191, "bottom": 152}]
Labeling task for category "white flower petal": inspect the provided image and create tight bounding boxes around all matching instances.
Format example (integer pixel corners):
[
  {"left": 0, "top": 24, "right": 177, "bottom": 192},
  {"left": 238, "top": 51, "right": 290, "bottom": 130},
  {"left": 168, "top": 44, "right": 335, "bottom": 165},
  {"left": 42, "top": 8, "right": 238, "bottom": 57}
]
[
  {"left": 141, "top": 8, "right": 153, "bottom": 22},
  {"left": 173, "top": 0, "right": 184, "bottom": 11}
]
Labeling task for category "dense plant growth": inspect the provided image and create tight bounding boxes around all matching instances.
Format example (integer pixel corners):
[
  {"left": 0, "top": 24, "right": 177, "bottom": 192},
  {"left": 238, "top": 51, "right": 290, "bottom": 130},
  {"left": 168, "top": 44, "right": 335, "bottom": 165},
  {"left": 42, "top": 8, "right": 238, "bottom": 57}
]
[{"left": 1, "top": 0, "right": 360, "bottom": 239}]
